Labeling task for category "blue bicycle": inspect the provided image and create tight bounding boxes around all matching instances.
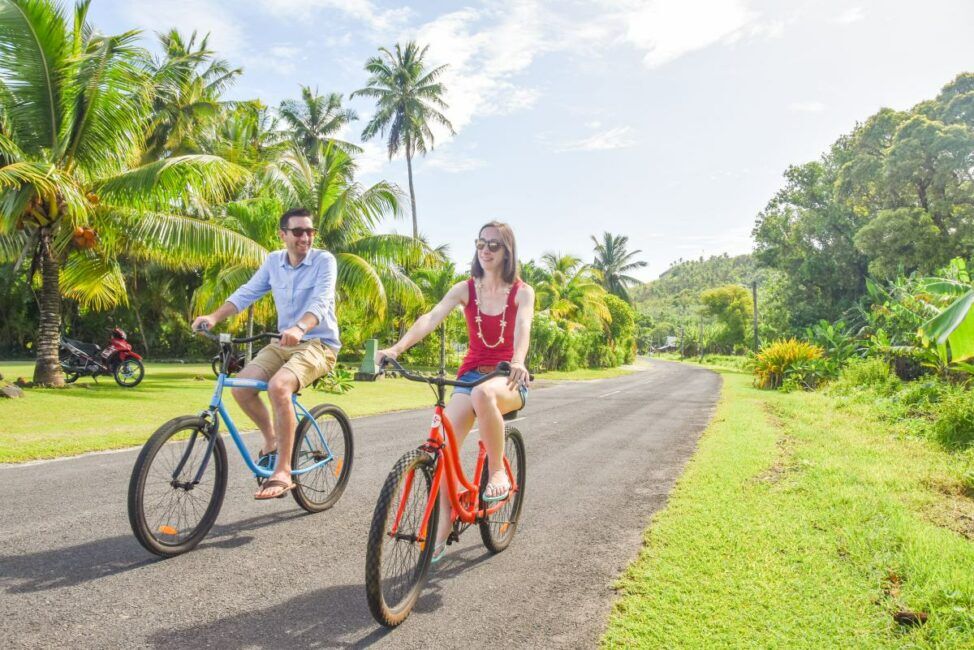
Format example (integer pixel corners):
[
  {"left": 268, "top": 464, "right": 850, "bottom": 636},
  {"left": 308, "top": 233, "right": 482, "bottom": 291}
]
[{"left": 127, "top": 330, "right": 354, "bottom": 557}]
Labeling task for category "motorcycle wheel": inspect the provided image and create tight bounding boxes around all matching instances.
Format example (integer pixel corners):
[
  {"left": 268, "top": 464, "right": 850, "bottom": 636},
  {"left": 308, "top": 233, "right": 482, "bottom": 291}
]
[
  {"left": 114, "top": 358, "right": 145, "bottom": 387},
  {"left": 64, "top": 372, "right": 80, "bottom": 384}
]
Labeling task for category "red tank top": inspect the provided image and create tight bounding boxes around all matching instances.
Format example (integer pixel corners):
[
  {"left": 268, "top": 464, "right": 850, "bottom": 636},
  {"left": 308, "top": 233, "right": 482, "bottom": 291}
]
[{"left": 458, "top": 278, "right": 522, "bottom": 377}]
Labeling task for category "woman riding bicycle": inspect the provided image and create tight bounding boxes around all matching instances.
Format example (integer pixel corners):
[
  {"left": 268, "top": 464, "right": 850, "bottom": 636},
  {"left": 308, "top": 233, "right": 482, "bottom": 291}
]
[{"left": 377, "top": 221, "right": 534, "bottom": 561}]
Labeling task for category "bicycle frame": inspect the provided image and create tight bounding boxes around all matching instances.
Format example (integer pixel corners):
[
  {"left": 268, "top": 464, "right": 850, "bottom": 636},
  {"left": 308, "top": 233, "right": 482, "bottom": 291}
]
[
  {"left": 172, "top": 371, "right": 338, "bottom": 485},
  {"left": 390, "top": 403, "right": 518, "bottom": 543}
]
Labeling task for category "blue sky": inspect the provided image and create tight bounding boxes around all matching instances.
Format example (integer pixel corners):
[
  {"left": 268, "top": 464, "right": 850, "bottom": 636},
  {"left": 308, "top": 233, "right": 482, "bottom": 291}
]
[{"left": 87, "top": 0, "right": 974, "bottom": 280}]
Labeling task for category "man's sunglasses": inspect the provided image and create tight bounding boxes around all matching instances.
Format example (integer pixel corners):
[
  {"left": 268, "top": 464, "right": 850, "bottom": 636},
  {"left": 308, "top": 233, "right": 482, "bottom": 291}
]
[
  {"left": 475, "top": 238, "right": 504, "bottom": 252},
  {"left": 284, "top": 227, "right": 317, "bottom": 238}
]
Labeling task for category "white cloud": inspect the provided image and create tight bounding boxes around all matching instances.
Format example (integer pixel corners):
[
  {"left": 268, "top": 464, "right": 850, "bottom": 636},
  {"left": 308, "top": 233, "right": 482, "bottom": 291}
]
[
  {"left": 423, "top": 155, "right": 486, "bottom": 173},
  {"left": 419, "top": 141, "right": 487, "bottom": 173},
  {"left": 123, "top": 0, "right": 245, "bottom": 56},
  {"left": 403, "top": 3, "right": 548, "bottom": 141},
  {"left": 556, "top": 126, "right": 636, "bottom": 152},
  {"left": 835, "top": 7, "right": 865, "bottom": 24},
  {"left": 789, "top": 100, "right": 826, "bottom": 112},
  {"left": 256, "top": 0, "right": 410, "bottom": 33},
  {"left": 354, "top": 140, "right": 393, "bottom": 176},
  {"left": 607, "top": 0, "right": 756, "bottom": 68}
]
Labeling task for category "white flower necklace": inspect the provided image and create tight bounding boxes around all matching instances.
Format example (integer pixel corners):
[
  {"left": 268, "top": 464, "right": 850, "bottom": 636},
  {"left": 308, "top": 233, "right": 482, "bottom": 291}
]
[{"left": 473, "top": 280, "right": 511, "bottom": 349}]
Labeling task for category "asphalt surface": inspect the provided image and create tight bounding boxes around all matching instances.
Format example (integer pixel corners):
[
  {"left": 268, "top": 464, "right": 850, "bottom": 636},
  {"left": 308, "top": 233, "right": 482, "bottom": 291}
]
[{"left": 0, "top": 359, "right": 720, "bottom": 649}]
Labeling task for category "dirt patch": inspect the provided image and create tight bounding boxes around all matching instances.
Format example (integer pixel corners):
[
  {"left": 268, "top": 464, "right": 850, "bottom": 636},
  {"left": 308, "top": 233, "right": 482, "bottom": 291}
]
[
  {"left": 753, "top": 404, "right": 799, "bottom": 485},
  {"left": 922, "top": 480, "right": 974, "bottom": 540}
]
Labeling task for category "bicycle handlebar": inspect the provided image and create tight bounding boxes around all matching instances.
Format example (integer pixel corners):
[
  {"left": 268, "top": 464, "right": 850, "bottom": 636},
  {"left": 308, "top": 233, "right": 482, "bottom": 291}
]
[
  {"left": 194, "top": 326, "right": 280, "bottom": 345},
  {"left": 379, "top": 356, "right": 533, "bottom": 388}
]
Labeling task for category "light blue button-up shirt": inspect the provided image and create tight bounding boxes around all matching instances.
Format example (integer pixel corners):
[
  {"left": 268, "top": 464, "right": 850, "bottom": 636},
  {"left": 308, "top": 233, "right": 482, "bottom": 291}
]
[{"left": 227, "top": 249, "right": 341, "bottom": 350}]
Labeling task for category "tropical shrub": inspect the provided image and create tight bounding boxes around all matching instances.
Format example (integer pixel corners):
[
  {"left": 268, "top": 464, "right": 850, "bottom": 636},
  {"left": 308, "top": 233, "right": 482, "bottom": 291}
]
[
  {"left": 780, "top": 357, "right": 831, "bottom": 392},
  {"left": 806, "top": 320, "right": 858, "bottom": 364},
  {"left": 929, "top": 386, "right": 974, "bottom": 449},
  {"left": 829, "top": 357, "right": 899, "bottom": 397},
  {"left": 751, "top": 338, "right": 824, "bottom": 390},
  {"left": 314, "top": 364, "right": 355, "bottom": 394},
  {"left": 700, "top": 284, "right": 752, "bottom": 350}
]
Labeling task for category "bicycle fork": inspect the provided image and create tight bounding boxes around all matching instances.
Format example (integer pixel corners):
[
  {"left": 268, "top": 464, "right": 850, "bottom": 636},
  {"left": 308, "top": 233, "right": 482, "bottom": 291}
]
[{"left": 171, "top": 409, "right": 220, "bottom": 490}]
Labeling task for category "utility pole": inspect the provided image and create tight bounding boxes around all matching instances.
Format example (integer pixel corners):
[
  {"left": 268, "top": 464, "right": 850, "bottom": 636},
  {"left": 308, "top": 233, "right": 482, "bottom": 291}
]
[
  {"left": 698, "top": 317, "right": 704, "bottom": 362},
  {"left": 679, "top": 325, "right": 685, "bottom": 358},
  {"left": 751, "top": 280, "right": 759, "bottom": 352}
]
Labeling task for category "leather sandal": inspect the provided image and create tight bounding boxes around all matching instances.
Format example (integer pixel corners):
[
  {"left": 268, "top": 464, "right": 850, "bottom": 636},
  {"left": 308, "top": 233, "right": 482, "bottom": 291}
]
[{"left": 254, "top": 479, "right": 294, "bottom": 500}]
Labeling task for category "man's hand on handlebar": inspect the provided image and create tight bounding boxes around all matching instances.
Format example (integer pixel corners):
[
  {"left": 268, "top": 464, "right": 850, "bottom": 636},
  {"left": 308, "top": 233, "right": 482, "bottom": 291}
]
[
  {"left": 191, "top": 315, "right": 217, "bottom": 332},
  {"left": 279, "top": 326, "right": 303, "bottom": 347}
]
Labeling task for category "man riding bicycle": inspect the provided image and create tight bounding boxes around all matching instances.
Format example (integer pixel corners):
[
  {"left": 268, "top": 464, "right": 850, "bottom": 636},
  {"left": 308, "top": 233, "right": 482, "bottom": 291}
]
[{"left": 191, "top": 207, "right": 340, "bottom": 500}]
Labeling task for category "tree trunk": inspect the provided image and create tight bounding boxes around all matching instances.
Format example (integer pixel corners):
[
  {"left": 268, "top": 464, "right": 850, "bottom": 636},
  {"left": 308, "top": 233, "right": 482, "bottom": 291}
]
[
  {"left": 405, "top": 143, "right": 418, "bottom": 239},
  {"left": 33, "top": 230, "right": 64, "bottom": 386},
  {"left": 246, "top": 305, "right": 254, "bottom": 361},
  {"left": 130, "top": 275, "right": 150, "bottom": 356},
  {"left": 132, "top": 301, "right": 150, "bottom": 357}
]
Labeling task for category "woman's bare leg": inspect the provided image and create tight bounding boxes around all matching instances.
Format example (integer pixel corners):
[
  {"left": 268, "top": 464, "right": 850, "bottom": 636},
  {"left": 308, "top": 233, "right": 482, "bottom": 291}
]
[
  {"left": 436, "top": 395, "right": 475, "bottom": 547},
  {"left": 471, "top": 377, "right": 523, "bottom": 498}
]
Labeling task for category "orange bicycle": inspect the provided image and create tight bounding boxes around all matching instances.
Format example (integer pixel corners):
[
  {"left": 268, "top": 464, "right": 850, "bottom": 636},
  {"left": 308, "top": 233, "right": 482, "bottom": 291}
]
[{"left": 365, "top": 357, "right": 528, "bottom": 627}]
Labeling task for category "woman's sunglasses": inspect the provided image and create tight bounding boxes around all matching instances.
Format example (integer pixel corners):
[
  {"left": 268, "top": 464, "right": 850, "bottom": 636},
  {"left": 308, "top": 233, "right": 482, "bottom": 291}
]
[
  {"left": 284, "top": 227, "right": 317, "bottom": 238},
  {"left": 475, "top": 238, "right": 504, "bottom": 252}
]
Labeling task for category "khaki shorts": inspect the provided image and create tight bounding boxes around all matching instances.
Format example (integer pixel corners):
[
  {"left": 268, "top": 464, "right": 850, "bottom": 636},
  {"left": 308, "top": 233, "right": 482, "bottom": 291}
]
[{"left": 248, "top": 339, "right": 337, "bottom": 389}]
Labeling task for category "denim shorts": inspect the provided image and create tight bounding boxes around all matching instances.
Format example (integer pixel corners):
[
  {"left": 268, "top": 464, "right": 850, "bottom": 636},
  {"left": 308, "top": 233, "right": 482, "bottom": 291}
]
[{"left": 452, "top": 370, "right": 528, "bottom": 409}]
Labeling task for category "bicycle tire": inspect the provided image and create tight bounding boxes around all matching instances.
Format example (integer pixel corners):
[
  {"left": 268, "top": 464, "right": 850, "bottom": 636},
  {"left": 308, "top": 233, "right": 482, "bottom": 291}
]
[
  {"left": 114, "top": 358, "right": 144, "bottom": 387},
  {"left": 479, "top": 426, "right": 526, "bottom": 553},
  {"left": 127, "top": 415, "right": 228, "bottom": 557},
  {"left": 291, "top": 404, "right": 354, "bottom": 513},
  {"left": 365, "top": 449, "right": 439, "bottom": 627}
]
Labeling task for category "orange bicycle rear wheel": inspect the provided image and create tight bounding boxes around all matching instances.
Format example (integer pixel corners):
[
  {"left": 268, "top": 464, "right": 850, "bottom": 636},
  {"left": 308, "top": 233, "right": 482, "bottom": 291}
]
[{"left": 479, "top": 426, "right": 526, "bottom": 553}]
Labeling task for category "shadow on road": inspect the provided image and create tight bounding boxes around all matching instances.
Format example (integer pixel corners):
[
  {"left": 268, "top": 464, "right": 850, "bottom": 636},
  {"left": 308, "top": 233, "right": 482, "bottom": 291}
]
[
  {"left": 0, "top": 511, "right": 304, "bottom": 593},
  {"left": 143, "top": 544, "right": 497, "bottom": 647},
  {"left": 146, "top": 582, "right": 393, "bottom": 649}
]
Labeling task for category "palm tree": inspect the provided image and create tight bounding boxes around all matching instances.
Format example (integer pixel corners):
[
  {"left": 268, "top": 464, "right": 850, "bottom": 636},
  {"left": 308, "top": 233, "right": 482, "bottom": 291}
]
[
  {"left": 591, "top": 232, "right": 647, "bottom": 303},
  {"left": 278, "top": 144, "right": 428, "bottom": 325},
  {"left": 278, "top": 86, "right": 359, "bottom": 164},
  {"left": 352, "top": 41, "right": 454, "bottom": 238},
  {"left": 536, "top": 253, "right": 609, "bottom": 327},
  {"left": 142, "top": 29, "right": 242, "bottom": 162},
  {"left": 0, "top": 0, "right": 261, "bottom": 385}
]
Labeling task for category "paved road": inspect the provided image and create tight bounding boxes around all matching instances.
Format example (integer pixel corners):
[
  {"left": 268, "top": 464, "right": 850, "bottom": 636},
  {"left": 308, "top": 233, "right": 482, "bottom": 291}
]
[{"left": 0, "top": 359, "right": 719, "bottom": 648}]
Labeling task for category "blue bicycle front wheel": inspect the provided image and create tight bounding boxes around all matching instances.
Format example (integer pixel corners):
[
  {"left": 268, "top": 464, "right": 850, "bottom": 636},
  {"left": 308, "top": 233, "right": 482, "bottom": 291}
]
[{"left": 127, "top": 415, "right": 228, "bottom": 557}]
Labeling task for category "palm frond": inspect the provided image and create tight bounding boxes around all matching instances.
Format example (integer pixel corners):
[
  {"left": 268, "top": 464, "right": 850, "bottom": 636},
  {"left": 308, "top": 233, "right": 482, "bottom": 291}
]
[
  {"left": 0, "top": 0, "right": 68, "bottom": 155},
  {"left": 95, "top": 154, "right": 249, "bottom": 209},
  {"left": 60, "top": 249, "right": 128, "bottom": 310},
  {"left": 111, "top": 209, "right": 267, "bottom": 268},
  {"left": 335, "top": 251, "right": 386, "bottom": 319}
]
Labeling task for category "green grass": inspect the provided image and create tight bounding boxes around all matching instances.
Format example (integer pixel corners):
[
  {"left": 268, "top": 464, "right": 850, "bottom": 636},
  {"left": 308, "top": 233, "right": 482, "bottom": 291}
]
[
  {"left": 0, "top": 360, "right": 636, "bottom": 463},
  {"left": 603, "top": 367, "right": 974, "bottom": 648},
  {"left": 537, "top": 358, "right": 645, "bottom": 381},
  {"left": 0, "top": 361, "right": 439, "bottom": 463}
]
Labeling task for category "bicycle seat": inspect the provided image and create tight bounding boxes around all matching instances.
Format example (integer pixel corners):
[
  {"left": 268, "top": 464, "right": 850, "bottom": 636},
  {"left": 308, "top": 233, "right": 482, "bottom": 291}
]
[{"left": 503, "top": 410, "right": 518, "bottom": 421}]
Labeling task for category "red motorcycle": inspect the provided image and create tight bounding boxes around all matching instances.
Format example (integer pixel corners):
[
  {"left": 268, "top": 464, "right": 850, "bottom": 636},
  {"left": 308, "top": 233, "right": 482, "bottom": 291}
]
[{"left": 60, "top": 327, "right": 145, "bottom": 387}]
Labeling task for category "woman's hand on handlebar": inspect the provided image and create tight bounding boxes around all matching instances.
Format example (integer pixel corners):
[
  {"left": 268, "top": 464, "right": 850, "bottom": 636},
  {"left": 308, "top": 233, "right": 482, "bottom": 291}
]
[
  {"left": 507, "top": 360, "right": 530, "bottom": 390},
  {"left": 376, "top": 347, "right": 400, "bottom": 369}
]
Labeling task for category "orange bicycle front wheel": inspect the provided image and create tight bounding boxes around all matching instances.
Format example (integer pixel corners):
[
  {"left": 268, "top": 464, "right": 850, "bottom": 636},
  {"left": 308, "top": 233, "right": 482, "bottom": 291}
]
[{"left": 365, "top": 449, "right": 440, "bottom": 627}]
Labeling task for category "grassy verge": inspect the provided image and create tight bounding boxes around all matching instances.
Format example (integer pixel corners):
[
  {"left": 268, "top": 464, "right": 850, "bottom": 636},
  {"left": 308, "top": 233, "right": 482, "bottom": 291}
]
[
  {"left": 0, "top": 360, "right": 640, "bottom": 463},
  {"left": 537, "top": 357, "right": 646, "bottom": 381},
  {"left": 603, "top": 366, "right": 974, "bottom": 648}
]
